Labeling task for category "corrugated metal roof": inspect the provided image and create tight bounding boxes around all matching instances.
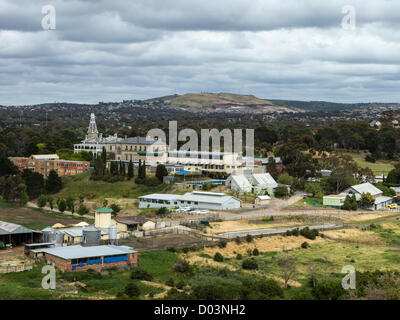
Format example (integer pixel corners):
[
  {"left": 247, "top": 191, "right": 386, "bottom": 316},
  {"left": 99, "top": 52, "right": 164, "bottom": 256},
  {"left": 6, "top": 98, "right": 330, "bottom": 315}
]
[
  {"left": 179, "top": 191, "right": 240, "bottom": 204},
  {"left": 41, "top": 245, "right": 136, "bottom": 260},
  {"left": 257, "top": 195, "right": 271, "bottom": 200},
  {"left": 374, "top": 196, "right": 393, "bottom": 204},
  {"left": 139, "top": 194, "right": 180, "bottom": 201},
  {"left": 350, "top": 183, "right": 382, "bottom": 196},
  {"left": 251, "top": 173, "right": 278, "bottom": 187},
  {"left": 31, "top": 154, "right": 59, "bottom": 160},
  {"left": 115, "top": 216, "right": 149, "bottom": 225},
  {"left": 0, "top": 221, "right": 34, "bottom": 235},
  {"left": 230, "top": 175, "right": 252, "bottom": 189}
]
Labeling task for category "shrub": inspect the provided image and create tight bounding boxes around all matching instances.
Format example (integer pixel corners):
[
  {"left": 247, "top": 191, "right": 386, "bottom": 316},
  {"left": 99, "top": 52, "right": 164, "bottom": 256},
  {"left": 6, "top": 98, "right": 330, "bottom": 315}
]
[
  {"left": 301, "top": 241, "right": 310, "bottom": 249},
  {"left": 242, "top": 258, "right": 258, "bottom": 270},
  {"left": 256, "top": 279, "right": 285, "bottom": 299},
  {"left": 252, "top": 248, "right": 260, "bottom": 256},
  {"left": 144, "top": 177, "right": 161, "bottom": 187},
  {"left": 173, "top": 260, "right": 190, "bottom": 273},
  {"left": 214, "top": 252, "right": 224, "bottom": 262},
  {"left": 157, "top": 207, "right": 168, "bottom": 216},
  {"left": 311, "top": 279, "right": 346, "bottom": 300},
  {"left": 130, "top": 267, "right": 153, "bottom": 281},
  {"left": 365, "top": 154, "right": 376, "bottom": 163},
  {"left": 124, "top": 283, "right": 140, "bottom": 298},
  {"left": 0, "top": 242, "right": 5, "bottom": 250},
  {"left": 286, "top": 228, "right": 300, "bottom": 237},
  {"left": 167, "top": 247, "right": 177, "bottom": 253},
  {"left": 218, "top": 240, "right": 227, "bottom": 248},
  {"left": 300, "top": 227, "right": 319, "bottom": 240},
  {"left": 165, "top": 278, "right": 175, "bottom": 287},
  {"left": 181, "top": 247, "right": 189, "bottom": 254},
  {"left": 235, "top": 236, "right": 242, "bottom": 244},
  {"left": 236, "top": 253, "right": 243, "bottom": 260},
  {"left": 77, "top": 205, "right": 89, "bottom": 216},
  {"left": 176, "top": 280, "right": 186, "bottom": 290},
  {"left": 37, "top": 195, "right": 47, "bottom": 208},
  {"left": 246, "top": 234, "right": 253, "bottom": 243}
]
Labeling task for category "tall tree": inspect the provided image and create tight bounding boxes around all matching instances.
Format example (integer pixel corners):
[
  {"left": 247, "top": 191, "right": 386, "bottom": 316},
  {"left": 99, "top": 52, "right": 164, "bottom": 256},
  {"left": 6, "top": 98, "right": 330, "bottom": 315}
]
[
  {"left": 156, "top": 164, "right": 168, "bottom": 182},
  {"left": 45, "top": 170, "right": 63, "bottom": 194},
  {"left": 22, "top": 169, "right": 44, "bottom": 199},
  {"left": 128, "top": 160, "right": 134, "bottom": 179}
]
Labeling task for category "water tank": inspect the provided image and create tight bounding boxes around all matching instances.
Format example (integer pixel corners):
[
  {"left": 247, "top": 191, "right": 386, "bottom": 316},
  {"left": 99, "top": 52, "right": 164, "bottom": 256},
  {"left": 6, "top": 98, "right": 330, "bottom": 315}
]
[
  {"left": 44, "top": 231, "right": 64, "bottom": 247},
  {"left": 82, "top": 226, "right": 101, "bottom": 246},
  {"left": 108, "top": 225, "right": 117, "bottom": 245}
]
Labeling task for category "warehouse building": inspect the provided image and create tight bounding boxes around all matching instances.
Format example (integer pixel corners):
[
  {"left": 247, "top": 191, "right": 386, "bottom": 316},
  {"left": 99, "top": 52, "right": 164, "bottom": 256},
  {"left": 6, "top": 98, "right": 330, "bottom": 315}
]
[
  {"left": 36, "top": 245, "right": 138, "bottom": 271},
  {"left": 138, "top": 194, "right": 181, "bottom": 209},
  {"left": 139, "top": 191, "right": 241, "bottom": 210},
  {"left": 0, "top": 221, "right": 41, "bottom": 246}
]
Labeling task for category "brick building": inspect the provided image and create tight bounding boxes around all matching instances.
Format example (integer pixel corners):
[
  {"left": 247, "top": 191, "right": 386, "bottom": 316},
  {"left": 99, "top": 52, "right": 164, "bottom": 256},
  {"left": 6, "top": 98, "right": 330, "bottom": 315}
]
[
  {"left": 9, "top": 154, "right": 90, "bottom": 177},
  {"left": 36, "top": 245, "right": 138, "bottom": 272}
]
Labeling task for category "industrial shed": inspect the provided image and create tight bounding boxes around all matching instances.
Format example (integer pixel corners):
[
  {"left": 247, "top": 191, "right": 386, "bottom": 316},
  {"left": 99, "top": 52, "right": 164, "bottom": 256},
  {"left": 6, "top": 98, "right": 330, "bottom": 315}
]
[
  {"left": 114, "top": 216, "right": 155, "bottom": 232},
  {"left": 177, "top": 191, "right": 241, "bottom": 210},
  {"left": 225, "top": 174, "right": 253, "bottom": 193},
  {"left": 38, "top": 245, "right": 138, "bottom": 271},
  {"left": 0, "top": 221, "right": 41, "bottom": 246},
  {"left": 138, "top": 194, "right": 180, "bottom": 209}
]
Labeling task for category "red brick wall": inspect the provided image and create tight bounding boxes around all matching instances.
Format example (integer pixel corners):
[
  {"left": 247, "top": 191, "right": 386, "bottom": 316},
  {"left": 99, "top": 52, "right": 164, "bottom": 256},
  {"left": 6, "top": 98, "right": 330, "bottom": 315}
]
[{"left": 46, "top": 252, "right": 139, "bottom": 272}]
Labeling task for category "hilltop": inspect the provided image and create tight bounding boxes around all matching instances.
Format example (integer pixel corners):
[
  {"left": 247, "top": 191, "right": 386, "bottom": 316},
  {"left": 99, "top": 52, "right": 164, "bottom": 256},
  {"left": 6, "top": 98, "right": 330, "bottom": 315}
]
[{"left": 148, "top": 92, "right": 302, "bottom": 113}]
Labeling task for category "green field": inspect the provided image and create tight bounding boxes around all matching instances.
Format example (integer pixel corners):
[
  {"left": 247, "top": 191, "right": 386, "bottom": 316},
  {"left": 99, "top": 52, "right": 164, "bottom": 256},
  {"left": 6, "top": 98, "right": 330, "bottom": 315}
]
[
  {"left": 58, "top": 171, "right": 172, "bottom": 203},
  {"left": 0, "top": 200, "right": 91, "bottom": 230},
  {"left": 347, "top": 152, "right": 396, "bottom": 175}
]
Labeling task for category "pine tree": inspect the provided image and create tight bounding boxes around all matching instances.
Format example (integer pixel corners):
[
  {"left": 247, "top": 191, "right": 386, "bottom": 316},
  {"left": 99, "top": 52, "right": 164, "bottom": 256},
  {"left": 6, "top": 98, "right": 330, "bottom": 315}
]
[
  {"left": 120, "top": 161, "right": 125, "bottom": 176},
  {"left": 45, "top": 170, "right": 63, "bottom": 194},
  {"left": 128, "top": 160, "right": 134, "bottom": 179},
  {"left": 156, "top": 164, "right": 168, "bottom": 182},
  {"left": 138, "top": 159, "right": 143, "bottom": 179},
  {"left": 101, "top": 147, "right": 107, "bottom": 164},
  {"left": 141, "top": 160, "right": 146, "bottom": 179}
]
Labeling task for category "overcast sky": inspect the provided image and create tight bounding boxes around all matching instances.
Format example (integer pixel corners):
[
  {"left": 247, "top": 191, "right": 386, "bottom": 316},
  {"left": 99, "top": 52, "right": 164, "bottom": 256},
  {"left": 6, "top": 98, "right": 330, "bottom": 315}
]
[{"left": 1, "top": 0, "right": 400, "bottom": 105}]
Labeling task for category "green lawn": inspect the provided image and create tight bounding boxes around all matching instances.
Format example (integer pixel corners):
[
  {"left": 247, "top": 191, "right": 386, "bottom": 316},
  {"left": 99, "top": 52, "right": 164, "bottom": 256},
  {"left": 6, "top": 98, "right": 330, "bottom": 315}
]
[{"left": 288, "top": 197, "right": 325, "bottom": 209}]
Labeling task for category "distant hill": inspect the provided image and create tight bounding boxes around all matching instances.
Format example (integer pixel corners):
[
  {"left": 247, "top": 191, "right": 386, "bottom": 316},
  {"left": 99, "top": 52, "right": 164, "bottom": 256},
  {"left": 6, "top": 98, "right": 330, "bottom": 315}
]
[{"left": 148, "top": 92, "right": 302, "bottom": 113}]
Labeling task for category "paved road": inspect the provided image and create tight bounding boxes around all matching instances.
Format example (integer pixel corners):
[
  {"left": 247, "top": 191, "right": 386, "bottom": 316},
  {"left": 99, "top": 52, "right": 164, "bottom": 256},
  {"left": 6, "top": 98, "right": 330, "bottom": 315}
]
[{"left": 217, "top": 223, "right": 339, "bottom": 238}]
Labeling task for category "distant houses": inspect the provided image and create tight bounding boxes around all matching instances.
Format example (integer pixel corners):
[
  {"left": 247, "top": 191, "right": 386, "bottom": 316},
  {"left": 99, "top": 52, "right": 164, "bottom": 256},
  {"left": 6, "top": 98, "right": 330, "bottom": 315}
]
[{"left": 323, "top": 182, "right": 393, "bottom": 210}]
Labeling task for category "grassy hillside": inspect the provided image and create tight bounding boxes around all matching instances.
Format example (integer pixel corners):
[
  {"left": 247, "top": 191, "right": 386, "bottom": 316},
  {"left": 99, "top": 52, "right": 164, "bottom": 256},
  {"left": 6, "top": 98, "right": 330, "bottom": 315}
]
[
  {"left": 163, "top": 92, "right": 275, "bottom": 108},
  {"left": 346, "top": 152, "right": 396, "bottom": 175},
  {"left": 58, "top": 171, "right": 172, "bottom": 203}
]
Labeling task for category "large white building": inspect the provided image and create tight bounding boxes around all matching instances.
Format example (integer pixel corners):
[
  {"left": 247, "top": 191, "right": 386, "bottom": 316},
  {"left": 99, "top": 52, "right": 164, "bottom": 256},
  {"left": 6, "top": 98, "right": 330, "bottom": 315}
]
[
  {"left": 74, "top": 114, "right": 262, "bottom": 174},
  {"left": 226, "top": 172, "right": 278, "bottom": 195},
  {"left": 139, "top": 191, "right": 241, "bottom": 210}
]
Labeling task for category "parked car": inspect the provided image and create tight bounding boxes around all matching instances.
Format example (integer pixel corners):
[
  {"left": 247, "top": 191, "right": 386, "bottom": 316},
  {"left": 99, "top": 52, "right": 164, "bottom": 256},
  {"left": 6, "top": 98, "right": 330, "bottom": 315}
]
[
  {"left": 176, "top": 206, "right": 193, "bottom": 213},
  {"left": 192, "top": 210, "right": 210, "bottom": 215}
]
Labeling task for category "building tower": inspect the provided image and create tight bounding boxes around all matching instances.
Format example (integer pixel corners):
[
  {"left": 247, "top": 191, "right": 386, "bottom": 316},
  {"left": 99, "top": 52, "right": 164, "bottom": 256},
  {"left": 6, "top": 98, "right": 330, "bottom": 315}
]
[{"left": 87, "top": 113, "right": 99, "bottom": 139}]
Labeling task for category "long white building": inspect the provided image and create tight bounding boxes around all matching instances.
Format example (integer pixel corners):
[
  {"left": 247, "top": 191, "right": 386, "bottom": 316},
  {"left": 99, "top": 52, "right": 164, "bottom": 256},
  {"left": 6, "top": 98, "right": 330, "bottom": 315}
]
[{"left": 139, "top": 191, "right": 241, "bottom": 210}]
